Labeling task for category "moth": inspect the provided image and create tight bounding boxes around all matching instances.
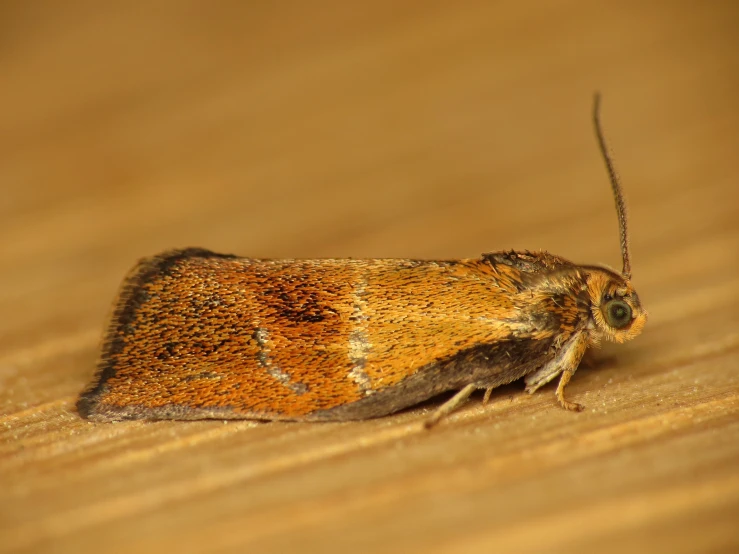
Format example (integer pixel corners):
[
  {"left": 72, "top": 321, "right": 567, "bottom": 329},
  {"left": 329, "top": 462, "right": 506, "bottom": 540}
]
[{"left": 78, "top": 95, "right": 647, "bottom": 426}]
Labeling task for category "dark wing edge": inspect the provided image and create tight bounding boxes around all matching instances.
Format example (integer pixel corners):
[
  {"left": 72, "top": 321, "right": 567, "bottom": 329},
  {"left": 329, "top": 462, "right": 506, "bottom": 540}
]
[
  {"left": 76, "top": 247, "right": 237, "bottom": 419},
  {"left": 482, "top": 250, "right": 576, "bottom": 274}
]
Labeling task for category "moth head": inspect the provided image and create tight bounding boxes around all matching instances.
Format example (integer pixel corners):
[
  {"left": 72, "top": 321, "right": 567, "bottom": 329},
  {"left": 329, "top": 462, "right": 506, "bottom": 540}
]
[
  {"left": 586, "top": 93, "right": 647, "bottom": 344},
  {"left": 586, "top": 269, "right": 647, "bottom": 344}
]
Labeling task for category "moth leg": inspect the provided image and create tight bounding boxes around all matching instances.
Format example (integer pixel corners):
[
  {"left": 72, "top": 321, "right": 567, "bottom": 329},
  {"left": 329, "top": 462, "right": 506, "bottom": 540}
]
[
  {"left": 524, "top": 362, "right": 562, "bottom": 394},
  {"left": 482, "top": 387, "right": 494, "bottom": 405},
  {"left": 556, "top": 368, "right": 583, "bottom": 412},
  {"left": 524, "top": 332, "right": 588, "bottom": 411},
  {"left": 424, "top": 384, "right": 476, "bottom": 428}
]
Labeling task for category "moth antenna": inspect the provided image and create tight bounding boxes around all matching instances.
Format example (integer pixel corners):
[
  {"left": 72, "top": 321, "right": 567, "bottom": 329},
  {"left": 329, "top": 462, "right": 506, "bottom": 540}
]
[{"left": 592, "top": 93, "right": 631, "bottom": 279}]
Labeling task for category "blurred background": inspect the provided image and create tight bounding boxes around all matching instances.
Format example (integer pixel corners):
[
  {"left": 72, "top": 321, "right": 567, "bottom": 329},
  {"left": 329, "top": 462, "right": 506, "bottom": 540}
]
[
  {"left": 3, "top": 2, "right": 738, "bottom": 279},
  {"left": 2, "top": 2, "right": 738, "bottom": 553}
]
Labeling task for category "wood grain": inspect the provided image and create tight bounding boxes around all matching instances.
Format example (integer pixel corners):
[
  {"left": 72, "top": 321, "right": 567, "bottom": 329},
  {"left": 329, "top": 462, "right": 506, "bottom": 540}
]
[{"left": 1, "top": 2, "right": 738, "bottom": 553}]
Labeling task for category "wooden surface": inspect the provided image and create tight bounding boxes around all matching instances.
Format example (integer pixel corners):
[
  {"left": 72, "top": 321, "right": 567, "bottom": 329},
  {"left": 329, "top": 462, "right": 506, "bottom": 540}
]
[{"left": 2, "top": 2, "right": 738, "bottom": 553}]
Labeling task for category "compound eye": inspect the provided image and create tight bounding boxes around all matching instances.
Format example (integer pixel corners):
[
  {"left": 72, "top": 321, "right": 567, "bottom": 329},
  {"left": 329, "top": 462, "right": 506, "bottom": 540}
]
[{"left": 603, "top": 299, "right": 632, "bottom": 329}]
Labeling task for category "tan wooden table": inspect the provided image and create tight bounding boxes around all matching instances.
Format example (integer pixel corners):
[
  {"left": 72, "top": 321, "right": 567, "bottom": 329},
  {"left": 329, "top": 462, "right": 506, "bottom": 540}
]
[{"left": 2, "top": 2, "right": 738, "bottom": 553}]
